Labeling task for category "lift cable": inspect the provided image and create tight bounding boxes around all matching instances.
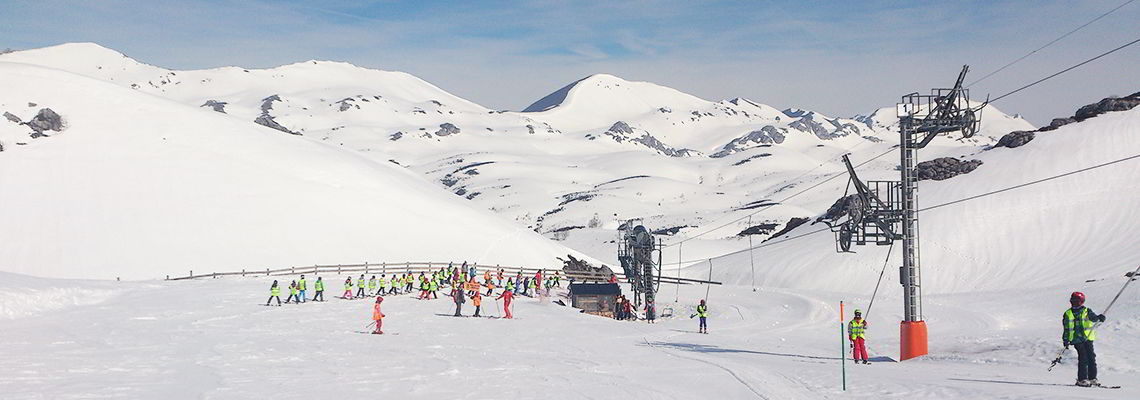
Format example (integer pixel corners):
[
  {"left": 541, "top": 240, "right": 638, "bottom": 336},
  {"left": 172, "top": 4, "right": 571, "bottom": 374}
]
[
  {"left": 968, "top": 0, "right": 1136, "bottom": 87},
  {"left": 988, "top": 36, "right": 1140, "bottom": 103}
]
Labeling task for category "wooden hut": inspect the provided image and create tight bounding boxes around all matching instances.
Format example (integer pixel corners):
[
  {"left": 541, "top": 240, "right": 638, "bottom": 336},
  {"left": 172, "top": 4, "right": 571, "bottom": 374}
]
[{"left": 568, "top": 283, "right": 621, "bottom": 318}]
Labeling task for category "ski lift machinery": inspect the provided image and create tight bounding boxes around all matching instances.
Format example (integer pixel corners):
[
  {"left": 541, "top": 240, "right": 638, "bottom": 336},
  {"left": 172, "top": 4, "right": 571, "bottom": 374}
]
[
  {"left": 833, "top": 65, "right": 986, "bottom": 361},
  {"left": 617, "top": 219, "right": 663, "bottom": 310}
]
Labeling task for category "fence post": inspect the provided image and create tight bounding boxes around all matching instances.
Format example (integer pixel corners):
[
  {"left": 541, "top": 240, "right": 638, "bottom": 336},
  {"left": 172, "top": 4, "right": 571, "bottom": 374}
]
[
  {"left": 242, "top": 269, "right": 245, "bottom": 277},
  {"left": 365, "top": 262, "right": 370, "bottom": 274},
  {"left": 266, "top": 268, "right": 270, "bottom": 276},
  {"left": 382, "top": 262, "right": 386, "bottom": 275},
  {"left": 166, "top": 275, "right": 169, "bottom": 280},
  {"left": 338, "top": 264, "right": 342, "bottom": 275},
  {"left": 190, "top": 270, "right": 193, "bottom": 279}
]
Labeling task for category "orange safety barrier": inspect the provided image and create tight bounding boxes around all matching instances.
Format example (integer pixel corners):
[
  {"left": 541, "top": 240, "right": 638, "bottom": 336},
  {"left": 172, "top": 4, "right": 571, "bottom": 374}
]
[{"left": 900, "top": 320, "right": 928, "bottom": 361}]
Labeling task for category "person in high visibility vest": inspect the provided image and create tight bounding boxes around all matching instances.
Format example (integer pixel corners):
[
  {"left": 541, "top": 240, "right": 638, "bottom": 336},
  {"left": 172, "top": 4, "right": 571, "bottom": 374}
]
[
  {"left": 356, "top": 275, "right": 366, "bottom": 298},
  {"left": 286, "top": 281, "right": 299, "bottom": 304},
  {"left": 429, "top": 276, "right": 439, "bottom": 299},
  {"left": 496, "top": 288, "right": 514, "bottom": 319},
  {"left": 1064, "top": 291, "right": 1107, "bottom": 387},
  {"left": 378, "top": 274, "right": 387, "bottom": 295},
  {"left": 506, "top": 278, "right": 515, "bottom": 293},
  {"left": 371, "top": 296, "right": 386, "bottom": 335},
  {"left": 343, "top": 277, "right": 354, "bottom": 299},
  {"left": 266, "top": 280, "right": 282, "bottom": 306},
  {"left": 849, "top": 309, "right": 869, "bottom": 364},
  {"left": 696, "top": 299, "right": 708, "bottom": 333},
  {"left": 554, "top": 272, "right": 561, "bottom": 287},
  {"left": 472, "top": 290, "right": 483, "bottom": 317},
  {"left": 298, "top": 275, "right": 307, "bottom": 303},
  {"left": 313, "top": 277, "right": 325, "bottom": 301},
  {"left": 390, "top": 275, "right": 400, "bottom": 295},
  {"left": 368, "top": 276, "right": 377, "bottom": 295}
]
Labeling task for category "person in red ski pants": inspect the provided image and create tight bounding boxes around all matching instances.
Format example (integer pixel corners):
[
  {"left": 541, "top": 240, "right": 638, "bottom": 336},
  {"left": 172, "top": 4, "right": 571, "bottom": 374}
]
[
  {"left": 496, "top": 289, "right": 514, "bottom": 319},
  {"left": 849, "top": 309, "right": 869, "bottom": 364}
]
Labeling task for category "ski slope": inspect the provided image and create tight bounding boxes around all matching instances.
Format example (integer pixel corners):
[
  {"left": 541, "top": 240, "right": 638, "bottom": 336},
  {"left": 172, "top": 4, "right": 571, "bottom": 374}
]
[{"left": 2, "top": 271, "right": 1136, "bottom": 399}]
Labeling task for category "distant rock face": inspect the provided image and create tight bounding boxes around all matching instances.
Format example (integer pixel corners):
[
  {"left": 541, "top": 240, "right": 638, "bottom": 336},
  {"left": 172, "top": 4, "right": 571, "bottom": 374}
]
[
  {"left": 334, "top": 97, "right": 358, "bottom": 112},
  {"left": 815, "top": 194, "right": 859, "bottom": 225},
  {"left": 200, "top": 100, "right": 227, "bottom": 113},
  {"left": 254, "top": 95, "right": 299, "bottom": 135},
  {"left": 996, "top": 130, "right": 1035, "bottom": 148},
  {"left": 915, "top": 157, "right": 983, "bottom": 181},
  {"left": 591, "top": 121, "right": 698, "bottom": 157},
  {"left": 3, "top": 111, "right": 21, "bottom": 123},
  {"left": 712, "top": 126, "right": 786, "bottom": 158},
  {"left": 26, "top": 108, "right": 63, "bottom": 138},
  {"left": 1073, "top": 93, "right": 1140, "bottom": 121},
  {"left": 787, "top": 112, "right": 860, "bottom": 140},
  {"left": 435, "top": 123, "right": 461, "bottom": 137}
]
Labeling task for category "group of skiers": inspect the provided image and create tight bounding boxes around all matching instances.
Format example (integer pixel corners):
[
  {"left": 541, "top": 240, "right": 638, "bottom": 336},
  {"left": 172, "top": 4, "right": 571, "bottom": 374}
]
[{"left": 265, "top": 275, "right": 324, "bottom": 305}]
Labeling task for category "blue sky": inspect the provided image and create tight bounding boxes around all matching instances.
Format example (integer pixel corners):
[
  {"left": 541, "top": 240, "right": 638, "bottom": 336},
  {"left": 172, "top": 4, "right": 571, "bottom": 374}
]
[{"left": 3, "top": 0, "right": 1139, "bottom": 124}]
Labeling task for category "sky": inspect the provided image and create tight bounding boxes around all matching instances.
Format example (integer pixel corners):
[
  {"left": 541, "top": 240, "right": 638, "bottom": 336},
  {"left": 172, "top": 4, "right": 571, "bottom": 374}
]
[{"left": 3, "top": 0, "right": 1139, "bottom": 125}]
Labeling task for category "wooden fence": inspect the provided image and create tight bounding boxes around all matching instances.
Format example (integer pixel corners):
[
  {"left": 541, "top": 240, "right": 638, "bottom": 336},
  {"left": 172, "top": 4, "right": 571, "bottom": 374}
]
[{"left": 164, "top": 261, "right": 720, "bottom": 285}]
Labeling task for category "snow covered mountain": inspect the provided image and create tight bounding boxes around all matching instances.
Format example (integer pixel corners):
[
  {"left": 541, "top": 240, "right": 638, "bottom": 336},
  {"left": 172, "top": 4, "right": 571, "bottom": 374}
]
[
  {"left": 0, "top": 43, "right": 1035, "bottom": 276},
  {"left": 0, "top": 59, "right": 588, "bottom": 280}
]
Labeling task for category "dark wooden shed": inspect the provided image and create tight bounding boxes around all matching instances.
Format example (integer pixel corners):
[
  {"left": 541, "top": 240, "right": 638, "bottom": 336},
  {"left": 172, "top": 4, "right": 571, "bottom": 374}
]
[{"left": 569, "top": 283, "right": 621, "bottom": 318}]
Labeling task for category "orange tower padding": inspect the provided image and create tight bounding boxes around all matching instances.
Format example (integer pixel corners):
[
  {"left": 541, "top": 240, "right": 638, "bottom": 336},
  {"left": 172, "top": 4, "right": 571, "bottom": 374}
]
[{"left": 900, "top": 320, "right": 928, "bottom": 361}]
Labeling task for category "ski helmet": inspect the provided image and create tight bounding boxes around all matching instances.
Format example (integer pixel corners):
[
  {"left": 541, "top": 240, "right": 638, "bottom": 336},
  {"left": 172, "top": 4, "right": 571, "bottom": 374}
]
[
  {"left": 854, "top": 309, "right": 862, "bottom": 316},
  {"left": 376, "top": 296, "right": 384, "bottom": 303},
  {"left": 1070, "top": 291, "right": 1085, "bottom": 306}
]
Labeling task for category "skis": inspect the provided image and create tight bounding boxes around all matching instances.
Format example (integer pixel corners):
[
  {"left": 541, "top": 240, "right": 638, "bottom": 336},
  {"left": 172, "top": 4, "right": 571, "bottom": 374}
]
[{"left": 1077, "top": 384, "right": 1121, "bottom": 389}]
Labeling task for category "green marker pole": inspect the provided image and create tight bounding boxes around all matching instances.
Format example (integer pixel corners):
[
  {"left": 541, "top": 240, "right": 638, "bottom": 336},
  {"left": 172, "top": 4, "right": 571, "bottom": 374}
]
[{"left": 841, "top": 300, "right": 846, "bottom": 391}]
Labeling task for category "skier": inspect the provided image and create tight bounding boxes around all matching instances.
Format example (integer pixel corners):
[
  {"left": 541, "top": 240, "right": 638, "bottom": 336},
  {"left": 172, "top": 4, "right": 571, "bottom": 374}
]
[
  {"left": 496, "top": 288, "right": 515, "bottom": 319},
  {"left": 371, "top": 296, "right": 385, "bottom": 334},
  {"left": 1064, "top": 291, "right": 1107, "bottom": 387},
  {"left": 497, "top": 269, "right": 504, "bottom": 287},
  {"left": 377, "top": 274, "right": 386, "bottom": 296},
  {"left": 266, "top": 280, "right": 282, "bottom": 306},
  {"left": 609, "top": 274, "right": 618, "bottom": 284},
  {"left": 285, "top": 281, "right": 299, "bottom": 304},
  {"left": 343, "top": 277, "right": 354, "bottom": 299},
  {"left": 452, "top": 285, "right": 466, "bottom": 317},
  {"left": 696, "top": 299, "right": 708, "bottom": 333},
  {"left": 313, "top": 276, "right": 325, "bottom": 301},
  {"left": 472, "top": 290, "right": 483, "bottom": 317},
  {"left": 430, "top": 275, "right": 439, "bottom": 299},
  {"left": 485, "top": 279, "right": 495, "bottom": 296},
  {"left": 646, "top": 299, "right": 656, "bottom": 324},
  {"left": 298, "top": 275, "right": 307, "bottom": 303},
  {"left": 849, "top": 309, "right": 869, "bottom": 364},
  {"left": 554, "top": 272, "right": 561, "bottom": 287},
  {"left": 622, "top": 298, "right": 633, "bottom": 320},
  {"left": 505, "top": 278, "right": 515, "bottom": 294},
  {"left": 356, "top": 275, "right": 366, "bottom": 298},
  {"left": 368, "top": 275, "right": 376, "bottom": 295}
]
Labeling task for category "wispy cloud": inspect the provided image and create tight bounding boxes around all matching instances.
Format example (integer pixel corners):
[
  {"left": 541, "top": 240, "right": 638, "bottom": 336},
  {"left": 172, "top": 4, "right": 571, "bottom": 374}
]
[{"left": 2, "top": 0, "right": 1138, "bottom": 124}]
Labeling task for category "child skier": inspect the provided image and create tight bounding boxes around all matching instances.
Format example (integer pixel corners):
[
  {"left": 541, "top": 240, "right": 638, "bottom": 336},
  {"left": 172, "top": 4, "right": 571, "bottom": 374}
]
[
  {"left": 472, "top": 290, "right": 483, "bottom": 317},
  {"left": 496, "top": 288, "right": 514, "bottom": 319},
  {"left": 343, "top": 277, "right": 354, "bottom": 299},
  {"left": 849, "top": 309, "right": 869, "bottom": 364},
  {"left": 298, "top": 275, "right": 308, "bottom": 303},
  {"left": 696, "top": 299, "right": 708, "bottom": 333},
  {"left": 368, "top": 276, "right": 376, "bottom": 295},
  {"left": 646, "top": 299, "right": 656, "bottom": 324},
  {"left": 286, "top": 281, "right": 299, "bottom": 304},
  {"left": 314, "top": 276, "right": 325, "bottom": 301},
  {"left": 266, "top": 280, "right": 282, "bottom": 306},
  {"left": 452, "top": 285, "right": 465, "bottom": 317},
  {"left": 1064, "top": 291, "right": 1107, "bottom": 387},
  {"left": 356, "top": 275, "right": 366, "bottom": 298},
  {"left": 372, "top": 296, "right": 386, "bottom": 334}
]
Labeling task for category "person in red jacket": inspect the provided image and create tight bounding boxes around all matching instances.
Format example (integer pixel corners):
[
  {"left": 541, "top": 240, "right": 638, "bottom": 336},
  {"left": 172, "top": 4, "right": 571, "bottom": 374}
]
[
  {"left": 372, "top": 296, "right": 385, "bottom": 334},
  {"left": 609, "top": 274, "right": 618, "bottom": 284},
  {"left": 496, "top": 289, "right": 514, "bottom": 319}
]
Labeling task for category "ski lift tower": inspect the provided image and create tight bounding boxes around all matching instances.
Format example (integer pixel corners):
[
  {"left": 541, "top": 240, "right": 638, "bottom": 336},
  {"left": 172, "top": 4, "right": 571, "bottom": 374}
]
[
  {"left": 617, "top": 219, "right": 663, "bottom": 309},
  {"left": 834, "top": 65, "right": 985, "bottom": 360}
]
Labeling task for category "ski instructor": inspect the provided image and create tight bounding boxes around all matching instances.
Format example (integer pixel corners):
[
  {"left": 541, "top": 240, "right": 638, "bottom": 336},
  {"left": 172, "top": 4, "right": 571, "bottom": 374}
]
[{"left": 1063, "top": 291, "right": 1106, "bottom": 387}]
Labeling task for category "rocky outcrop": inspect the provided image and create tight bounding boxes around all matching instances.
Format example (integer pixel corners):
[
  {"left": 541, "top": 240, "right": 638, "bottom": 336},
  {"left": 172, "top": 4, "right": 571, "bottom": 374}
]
[
  {"left": 26, "top": 108, "right": 63, "bottom": 138},
  {"left": 815, "top": 194, "right": 859, "bottom": 225},
  {"left": 915, "top": 157, "right": 983, "bottom": 181},
  {"left": 3, "top": 111, "right": 21, "bottom": 123},
  {"left": 711, "top": 126, "right": 786, "bottom": 158},
  {"left": 590, "top": 121, "right": 698, "bottom": 157},
  {"left": 1073, "top": 93, "right": 1140, "bottom": 121},
  {"left": 254, "top": 95, "right": 298, "bottom": 135},
  {"left": 435, "top": 123, "right": 460, "bottom": 136},
  {"left": 200, "top": 100, "right": 227, "bottom": 113},
  {"left": 786, "top": 112, "right": 861, "bottom": 140},
  {"left": 995, "top": 130, "right": 1035, "bottom": 148}
]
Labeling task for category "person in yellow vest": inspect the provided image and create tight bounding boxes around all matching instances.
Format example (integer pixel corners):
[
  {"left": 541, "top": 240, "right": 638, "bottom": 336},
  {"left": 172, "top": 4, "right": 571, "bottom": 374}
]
[
  {"left": 298, "top": 275, "right": 308, "bottom": 303},
  {"left": 285, "top": 281, "right": 299, "bottom": 304},
  {"left": 378, "top": 274, "right": 387, "bottom": 296},
  {"left": 356, "top": 275, "right": 366, "bottom": 298},
  {"left": 313, "top": 277, "right": 325, "bottom": 302},
  {"left": 849, "top": 309, "right": 869, "bottom": 364},
  {"left": 1064, "top": 291, "right": 1107, "bottom": 387},
  {"left": 343, "top": 277, "right": 354, "bottom": 299},
  {"left": 368, "top": 276, "right": 377, "bottom": 295},
  {"left": 695, "top": 299, "right": 708, "bottom": 333},
  {"left": 266, "top": 280, "right": 282, "bottom": 306}
]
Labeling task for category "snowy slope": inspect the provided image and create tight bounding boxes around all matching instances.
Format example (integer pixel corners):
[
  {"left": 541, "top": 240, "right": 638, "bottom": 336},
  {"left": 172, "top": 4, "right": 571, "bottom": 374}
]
[
  {"left": 690, "top": 105, "right": 1140, "bottom": 293},
  {"left": 2, "top": 271, "right": 1136, "bottom": 399},
  {"left": 0, "top": 61, "right": 586, "bottom": 280}
]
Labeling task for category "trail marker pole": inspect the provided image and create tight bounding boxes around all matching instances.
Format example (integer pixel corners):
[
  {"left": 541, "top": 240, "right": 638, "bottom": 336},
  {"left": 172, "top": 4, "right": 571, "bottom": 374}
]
[{"left": 841, "top": 301, "right": 847, "bottom": 391}]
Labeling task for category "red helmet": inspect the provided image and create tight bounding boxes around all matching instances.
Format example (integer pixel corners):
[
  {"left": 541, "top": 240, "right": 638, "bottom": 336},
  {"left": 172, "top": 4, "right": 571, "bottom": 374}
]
[
  {"left": 376, "top": 296, "right": 384, "bottom": 303},
  {"left": 1070, "top": 291, "right": 1085, "bottom": 306}
]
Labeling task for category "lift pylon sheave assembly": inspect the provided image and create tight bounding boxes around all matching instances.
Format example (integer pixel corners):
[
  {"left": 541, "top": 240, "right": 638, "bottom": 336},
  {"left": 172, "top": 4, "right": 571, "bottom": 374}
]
[
  {"left": 836, "top": 65, "right": 983, "bottom": 361},
  {"left": 617, "top": 219, "right": 663, "bottom": 309}
]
